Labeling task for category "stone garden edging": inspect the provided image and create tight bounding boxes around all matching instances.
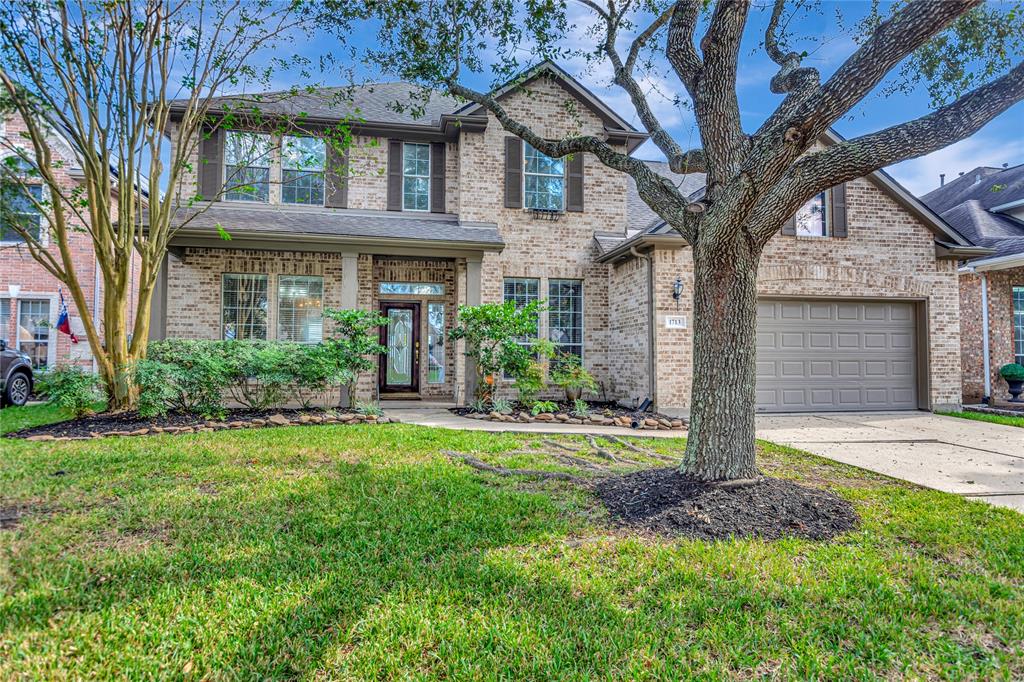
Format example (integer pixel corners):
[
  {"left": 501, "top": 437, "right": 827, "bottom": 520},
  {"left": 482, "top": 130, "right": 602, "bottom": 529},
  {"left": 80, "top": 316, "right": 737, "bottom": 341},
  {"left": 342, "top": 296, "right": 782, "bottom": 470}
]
[{"left": 459, "top": 410, "right": 685, "bottom": 431}]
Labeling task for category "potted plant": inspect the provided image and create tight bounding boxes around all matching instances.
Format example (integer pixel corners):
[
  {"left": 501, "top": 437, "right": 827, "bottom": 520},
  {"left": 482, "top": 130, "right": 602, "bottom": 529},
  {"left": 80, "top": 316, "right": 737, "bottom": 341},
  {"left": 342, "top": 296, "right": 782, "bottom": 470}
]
[
  {"left": 550, "top": 353, "right": 597, "bottom": 402},
  {"left": 999, "top": 363, "right": 1024, "bottom": 402}
]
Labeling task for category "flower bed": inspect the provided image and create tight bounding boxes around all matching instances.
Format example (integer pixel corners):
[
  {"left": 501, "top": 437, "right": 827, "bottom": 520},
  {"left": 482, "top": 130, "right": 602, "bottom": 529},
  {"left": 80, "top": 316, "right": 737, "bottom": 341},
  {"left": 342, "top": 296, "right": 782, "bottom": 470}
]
[
  {"left": 5, "top": 408, "right": 392, "bottom": 441},
  {"left": 450, "top": 401, "right": 685, "bottom": 431}
]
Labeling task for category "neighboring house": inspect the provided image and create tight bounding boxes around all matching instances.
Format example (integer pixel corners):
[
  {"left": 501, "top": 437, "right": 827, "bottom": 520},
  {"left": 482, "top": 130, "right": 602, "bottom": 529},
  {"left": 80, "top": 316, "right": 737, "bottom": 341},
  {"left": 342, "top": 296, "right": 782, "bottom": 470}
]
[
  {"left": 922, "top": 164, "right": 1024, "bottom": 402},
  {"left": 150, "top": 62, "right": 981, "bottom": 414},
  {"left": 0, "top": 113, "right": 135, "bottom": 370}
]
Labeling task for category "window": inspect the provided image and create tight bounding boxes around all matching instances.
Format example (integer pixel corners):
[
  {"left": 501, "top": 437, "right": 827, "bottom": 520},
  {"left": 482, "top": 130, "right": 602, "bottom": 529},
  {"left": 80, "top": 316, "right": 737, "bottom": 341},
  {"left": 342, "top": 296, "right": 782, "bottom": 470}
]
[
  {"left": 795, "top": 192, "right": 828, "bottom": 237},
  {"left": 524, "top": 143, "right": 565, "bottom": 211},
  {"left": 402, "top": 142, "right": 430, "bottom": 211},
  {"left": 1015, "top": 286, "right": 1024, "bottom": 366},
  {"left": 503, "top": 278, "right": 540, "bottom": 374},
  {"left": 427, "top": 302, "right": 445, "bottom": 384},
  {"left": 1, "top": 158, "right": 44, "bottom": 243},
  {"left": 277, "top": 276, "right": 323, "bottom": 343},
  {"left": 1, "top": 298, "right": 10, "bottom": 344},
  {"left": 224, "top": 131, "right": 272, "bottom": 202},
  {"left": 379, "top": 282, "right": 445, "bottom": 296},
  {"left": 17, "top": 299, "right": 50, "bottom": 369},
  {"left": 222, "top": 274, "right": 268, "bottom": 340},
  {"left": 281, "top": 136, "right": 326, "bottom": 205},
  {"left": 548, "top": 279, "right": 583, "bottom": 360}
]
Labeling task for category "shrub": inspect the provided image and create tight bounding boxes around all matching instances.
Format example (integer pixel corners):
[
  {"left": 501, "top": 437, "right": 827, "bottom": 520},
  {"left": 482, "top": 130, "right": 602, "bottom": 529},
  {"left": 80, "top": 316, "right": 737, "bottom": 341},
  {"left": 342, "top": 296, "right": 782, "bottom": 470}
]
[
  {"left": 469, "top": 397, "right": 488, "bottom": 413},
  {"left": 448, "top": 301, "right": 547, "bottom": 400},
  {"left": 571, "top": 398, "right": 591, "bottom": 419},
  {"left": 220, "top": 340, "right": 295, "bottom": 409},
  {"left": 321, "top": 308, "right": 388, "bottom": 402},
  {"left": 530, "top": 400, "right": 558, "bottom": 416},
  {"left": 513, "top": 360, "right": 547, "bottom": 405},
  {"left": 550, "top": 353, "right": 598, "bottom": 399},
  {"left": 142, "top": 339, "right": 231, "bottom": 418},
  {"left": 355, "top": 400, "right": 383, "bottom": 417},
  {"left": 35, "top": 366, "right": 103, "bottom": 418},
  {"left": 1000, "top": 363, "right": 1024, "bottom": 382},
  {"left": 490, "top": 397, "right": 513, "bottom": 414}
]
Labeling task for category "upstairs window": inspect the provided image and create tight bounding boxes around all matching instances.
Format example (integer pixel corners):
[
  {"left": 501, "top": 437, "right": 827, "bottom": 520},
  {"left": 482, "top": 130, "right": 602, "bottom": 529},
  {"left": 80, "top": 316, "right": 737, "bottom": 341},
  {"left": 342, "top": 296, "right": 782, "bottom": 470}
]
[
  {"left": 402, "top": 142, "right": 430, "bottom": 211},
  {"left": 795, "top": 192, "right": 828, "bottom": 237},
  {"left": 524, "top": 143, "right": 565, "bottom": 211},
  {"left": 281, "top": 136, "right": 326, "bottom": 205},
  {"left": 1, "top": 158, "right": 44, "bottom": 243},
  {"left": 224, "top": 131, "right": 272, "bottom": 202}
]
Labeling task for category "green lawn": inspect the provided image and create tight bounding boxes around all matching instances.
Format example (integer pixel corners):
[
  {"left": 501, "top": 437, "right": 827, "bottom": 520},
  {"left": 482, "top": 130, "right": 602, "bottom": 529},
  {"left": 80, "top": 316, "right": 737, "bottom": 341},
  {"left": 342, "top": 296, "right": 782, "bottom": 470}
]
[
  {"left": 938, "top": 409, "right": 1024, "bottom": 428},
  {"left": 1, "top": 407, "right": 1022, "bottom": 679}
]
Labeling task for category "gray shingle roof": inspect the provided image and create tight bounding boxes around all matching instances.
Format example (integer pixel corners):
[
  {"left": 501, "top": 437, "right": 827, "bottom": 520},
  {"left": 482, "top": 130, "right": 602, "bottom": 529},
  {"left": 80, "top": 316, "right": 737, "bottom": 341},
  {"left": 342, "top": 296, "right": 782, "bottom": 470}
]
[
  {"left": 921, "top": 164, "right": 1024, "bottom": 214},
  {"left": 626, "top": 160, "right": 706, "bottom": 232},
  {"left": 165, "top": 204, "right": 503, "bottom": 246},
  {"left": 173, "top": 82, "right": 462, "bottom": 126}
]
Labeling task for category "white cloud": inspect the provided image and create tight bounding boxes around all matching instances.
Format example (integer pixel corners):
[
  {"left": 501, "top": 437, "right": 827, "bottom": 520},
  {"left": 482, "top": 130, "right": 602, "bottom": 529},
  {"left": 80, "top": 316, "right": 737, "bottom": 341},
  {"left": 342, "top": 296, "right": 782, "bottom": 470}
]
[{"left": 888, "top": 133, "right": 1024, "bottom": 196}]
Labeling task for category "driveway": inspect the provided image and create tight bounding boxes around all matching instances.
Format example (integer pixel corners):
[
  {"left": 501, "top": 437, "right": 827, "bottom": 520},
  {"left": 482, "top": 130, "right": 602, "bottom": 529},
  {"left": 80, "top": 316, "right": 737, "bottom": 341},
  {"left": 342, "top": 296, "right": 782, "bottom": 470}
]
[{"left": 756, "top": 412, "right": 1024, "bottom": 511}]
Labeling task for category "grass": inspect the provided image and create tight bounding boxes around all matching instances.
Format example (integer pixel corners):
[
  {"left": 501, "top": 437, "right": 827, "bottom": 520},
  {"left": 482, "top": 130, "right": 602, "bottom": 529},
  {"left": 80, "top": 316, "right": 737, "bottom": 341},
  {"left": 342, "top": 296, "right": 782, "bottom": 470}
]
[
  {"left": 0, "top": 402, "right": 80, "bottom": 435},
  {"left": 938, "top": 409, "right": 1024, "bottom": 428},
  {"left": 1, "top": 405, "right": 1022, "bottom": 679}
]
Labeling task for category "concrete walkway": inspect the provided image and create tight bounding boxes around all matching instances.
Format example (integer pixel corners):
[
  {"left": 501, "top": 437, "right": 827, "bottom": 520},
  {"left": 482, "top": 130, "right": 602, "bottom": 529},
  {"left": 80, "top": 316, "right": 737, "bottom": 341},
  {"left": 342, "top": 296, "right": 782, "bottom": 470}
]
[
  {"left": 388, "top": 404, "right": 1024, "bottom": 512},
  {"left": 756, "top": 412, "right": 1024, "bottom": 511}
]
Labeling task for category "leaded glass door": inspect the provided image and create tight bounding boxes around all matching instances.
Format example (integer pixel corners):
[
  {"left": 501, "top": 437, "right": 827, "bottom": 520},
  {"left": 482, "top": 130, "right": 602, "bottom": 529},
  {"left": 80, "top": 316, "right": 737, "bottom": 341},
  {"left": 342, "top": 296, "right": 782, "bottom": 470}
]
[{"left": 378, "top": 302, "right": 420, "bottom": 393}]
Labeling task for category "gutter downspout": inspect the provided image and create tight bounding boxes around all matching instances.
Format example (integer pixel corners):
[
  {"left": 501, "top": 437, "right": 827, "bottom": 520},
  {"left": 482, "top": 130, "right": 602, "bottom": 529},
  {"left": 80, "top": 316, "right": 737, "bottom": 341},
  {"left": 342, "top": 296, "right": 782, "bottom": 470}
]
[
  {"left": 631, "top": 246, "right": 657, "bottom": 404},
  {"left": 980, "top": 271, "right": 992, "bottom": 402}
]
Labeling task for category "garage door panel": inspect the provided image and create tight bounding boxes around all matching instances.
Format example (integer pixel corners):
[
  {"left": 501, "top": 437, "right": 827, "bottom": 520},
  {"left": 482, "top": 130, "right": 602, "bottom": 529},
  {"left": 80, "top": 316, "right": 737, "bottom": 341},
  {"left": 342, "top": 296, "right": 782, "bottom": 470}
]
[{"left": 756, "top": 300, "right": 918, "bottom": 413}]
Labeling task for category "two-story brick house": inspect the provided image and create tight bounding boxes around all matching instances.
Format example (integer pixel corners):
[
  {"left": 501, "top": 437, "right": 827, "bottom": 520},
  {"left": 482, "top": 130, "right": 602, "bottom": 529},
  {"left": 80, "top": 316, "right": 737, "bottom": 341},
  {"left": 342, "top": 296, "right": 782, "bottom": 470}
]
[
  {"left": 150, "top": 62, "right": 983, "bottom": 414},
  {"left": 1, "top": 113, "right": 135, "bottom": 371}
]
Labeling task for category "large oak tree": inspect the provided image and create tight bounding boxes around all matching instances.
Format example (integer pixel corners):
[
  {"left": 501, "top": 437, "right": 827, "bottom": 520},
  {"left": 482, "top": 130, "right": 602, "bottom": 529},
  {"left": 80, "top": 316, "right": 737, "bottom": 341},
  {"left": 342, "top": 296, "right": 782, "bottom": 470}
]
[{"left": 347, "top": 0, "right": 1024, "bottom": 480}]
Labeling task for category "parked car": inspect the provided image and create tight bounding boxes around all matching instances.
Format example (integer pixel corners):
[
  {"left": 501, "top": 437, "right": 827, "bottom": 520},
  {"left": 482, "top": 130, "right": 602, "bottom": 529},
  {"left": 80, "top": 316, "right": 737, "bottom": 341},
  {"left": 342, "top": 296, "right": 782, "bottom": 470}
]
[{"left": 1, "top": 339, "right": 34, "bottom": 407}]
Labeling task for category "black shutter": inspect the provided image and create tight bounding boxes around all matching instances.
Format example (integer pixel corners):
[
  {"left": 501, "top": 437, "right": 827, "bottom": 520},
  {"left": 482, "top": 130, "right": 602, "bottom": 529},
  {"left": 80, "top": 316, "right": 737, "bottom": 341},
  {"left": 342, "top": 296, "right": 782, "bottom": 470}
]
[
  {"left": 198, "top": 127, "right": 223, "bottom": 201},
  {"left": 324, "top": 140, "right": 348, "bottom": 209},
  {"left": 566, "top": 152, "right": 584, "bottom": 212},
  {"left": 504, "top": 137, "right": 522, "bottom": 209},
  {"left": 781, "top": 215, "right": 796, "bottom": 236},
  {"left": 830, "top": 183, "right": 848, "bottom": 238},
  {"left": 387, "top": 139, "right": 403, "bottom": 211},
  {"left": 430, "top": 142, "right": 445, "bottom": 213}
]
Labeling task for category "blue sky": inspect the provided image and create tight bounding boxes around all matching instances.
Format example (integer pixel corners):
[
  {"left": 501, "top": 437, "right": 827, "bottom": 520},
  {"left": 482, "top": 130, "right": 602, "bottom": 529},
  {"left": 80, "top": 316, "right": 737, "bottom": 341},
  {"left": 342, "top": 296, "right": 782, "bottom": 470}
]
[{"left": 249, "top": 1, "right": 1023, "bottom": 197}]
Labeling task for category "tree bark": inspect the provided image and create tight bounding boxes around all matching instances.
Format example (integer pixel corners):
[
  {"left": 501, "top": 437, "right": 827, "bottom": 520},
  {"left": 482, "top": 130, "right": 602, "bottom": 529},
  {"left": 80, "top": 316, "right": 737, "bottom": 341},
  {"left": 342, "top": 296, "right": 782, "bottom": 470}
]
[{"left": 682, "top": 232, "right": 761, "bottom": 481}]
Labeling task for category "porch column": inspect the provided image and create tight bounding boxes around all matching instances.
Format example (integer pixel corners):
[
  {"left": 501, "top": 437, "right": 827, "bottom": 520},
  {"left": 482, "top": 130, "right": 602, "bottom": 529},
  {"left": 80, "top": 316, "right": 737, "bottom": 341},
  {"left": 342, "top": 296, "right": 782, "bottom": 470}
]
[
  {"left": 464, "top": 255, "right": 482, "bottom": 401},
  {"left": 340, "top": 251, "right": 359, "bottom": 407}
]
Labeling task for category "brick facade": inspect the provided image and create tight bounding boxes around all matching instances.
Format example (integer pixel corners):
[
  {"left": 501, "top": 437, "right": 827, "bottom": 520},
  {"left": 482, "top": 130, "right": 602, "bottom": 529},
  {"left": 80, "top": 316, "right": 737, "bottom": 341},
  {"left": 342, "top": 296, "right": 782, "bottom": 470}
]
[{"left": 960, "top": 267, "right": 1024, "bottom": 402}]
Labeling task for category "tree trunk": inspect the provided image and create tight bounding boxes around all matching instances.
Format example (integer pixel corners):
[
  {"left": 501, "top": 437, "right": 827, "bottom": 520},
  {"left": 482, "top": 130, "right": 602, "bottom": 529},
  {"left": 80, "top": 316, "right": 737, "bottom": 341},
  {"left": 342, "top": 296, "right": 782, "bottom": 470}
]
[{"left": 682, "top": 234, "right": 761, "bottom": 481}]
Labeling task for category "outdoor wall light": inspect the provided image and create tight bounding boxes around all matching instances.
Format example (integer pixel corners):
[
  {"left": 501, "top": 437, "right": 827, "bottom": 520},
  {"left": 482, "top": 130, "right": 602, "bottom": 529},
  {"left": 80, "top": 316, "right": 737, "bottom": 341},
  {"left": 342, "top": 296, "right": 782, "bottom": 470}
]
[{"left": 672, "top": 277, "right": 684, "bottom": 304}]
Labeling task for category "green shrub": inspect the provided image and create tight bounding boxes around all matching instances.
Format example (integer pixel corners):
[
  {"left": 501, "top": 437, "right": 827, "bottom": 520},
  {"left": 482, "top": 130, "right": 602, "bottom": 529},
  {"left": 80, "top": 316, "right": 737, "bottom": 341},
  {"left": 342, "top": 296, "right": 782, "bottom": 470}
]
[
  {"left": 550, "top": 353, "right": 598, "bottom": 399},
  {"left": 221, "top": 340, "right": 295, "bottom": 409},
  {"left": 570, "top": 398, "right": 591, "bottom": 419},
  {"left": 531, "top": 400, "right": 558, "bottom": 416},
  {"left": 355, "top": 400, "right": 383, "bottom": 417},
  {"left": 142, "top": 339, "right": 231, "bottom": 418},
  {"left": 469, "top": 397, "right": 488, "bottom": 413},
  {"left": 999, "top": 363, "right": 1024, "bottom": 382},
  {"left": 35, "top": 366, "right": 103, "bottom": 418},
  {"left": 321, "top": 308, "right": 387, "bottom": 402},
  {"left": 490, "top": 397, "right": 513, "bottom": 414},
  {"left": 513, "top": 361, "right": 547, "bottom": 405}
]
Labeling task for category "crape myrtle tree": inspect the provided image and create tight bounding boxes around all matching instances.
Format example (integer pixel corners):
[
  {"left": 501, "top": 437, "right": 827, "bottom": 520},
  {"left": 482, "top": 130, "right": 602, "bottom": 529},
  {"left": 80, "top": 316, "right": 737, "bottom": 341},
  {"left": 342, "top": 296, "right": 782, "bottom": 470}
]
[
  {"left": 0, "top": 0, "right": 354, "bottom": 410},
  {"left": 348, "top": 0, "right": 1024, "bottom": 480}
]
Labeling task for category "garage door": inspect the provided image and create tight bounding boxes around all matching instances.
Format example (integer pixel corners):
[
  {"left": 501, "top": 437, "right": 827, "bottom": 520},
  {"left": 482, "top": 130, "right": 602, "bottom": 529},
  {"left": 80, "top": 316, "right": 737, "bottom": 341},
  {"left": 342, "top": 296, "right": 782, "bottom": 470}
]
[{"left": 756, "top": 299, "right": 918, "bottom": 412}]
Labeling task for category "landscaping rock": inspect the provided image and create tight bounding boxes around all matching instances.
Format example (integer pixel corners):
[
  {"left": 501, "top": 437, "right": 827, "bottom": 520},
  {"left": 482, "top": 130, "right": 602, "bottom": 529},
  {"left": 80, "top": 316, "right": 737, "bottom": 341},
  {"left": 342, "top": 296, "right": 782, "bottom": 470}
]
[
  {"left": 250, "top": 419, "right": 266, "bottom": 426},
  {"left": 298, "top": 415, "right": 312, "bottom": 424},
  {"left": 267, "top": 414, "right": 290, "bottom": 427},
  {"left": 644, "top": 418, "right": 659, "bottom": 428},
  {"left": 129, "top": 428, "right": 151, "bottom": 436},
  {"left": 535, "top": 413, "right": 555, "bottom": 422},
  {"left": 26, "top": 435, "right": 55, "bottom": 442},
  {"left": 555, "top": 413, "right": 570, "bottom": 422},
  {"left": 658, "top": 418, "right": 672, "bottom": 429},
  {"left": 228, "top": 421, "right": 247, "bottom": 429},
  {"left": 670, "top": 420, "right": 684, "bottom": 429}
]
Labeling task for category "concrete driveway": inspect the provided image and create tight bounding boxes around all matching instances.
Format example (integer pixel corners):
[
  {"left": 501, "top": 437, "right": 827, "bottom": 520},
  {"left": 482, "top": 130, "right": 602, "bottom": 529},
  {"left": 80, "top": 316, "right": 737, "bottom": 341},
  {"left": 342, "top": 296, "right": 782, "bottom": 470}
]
[{"left": 756, "top": 412, "right": 1024, "bottom": 511}]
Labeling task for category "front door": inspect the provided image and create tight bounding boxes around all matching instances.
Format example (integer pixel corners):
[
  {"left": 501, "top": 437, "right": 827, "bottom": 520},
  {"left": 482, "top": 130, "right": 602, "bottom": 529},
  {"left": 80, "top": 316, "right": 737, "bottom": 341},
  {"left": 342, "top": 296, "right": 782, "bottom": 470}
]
[{"left": 379, "top": 302, "right": 420, "bottom": 393}]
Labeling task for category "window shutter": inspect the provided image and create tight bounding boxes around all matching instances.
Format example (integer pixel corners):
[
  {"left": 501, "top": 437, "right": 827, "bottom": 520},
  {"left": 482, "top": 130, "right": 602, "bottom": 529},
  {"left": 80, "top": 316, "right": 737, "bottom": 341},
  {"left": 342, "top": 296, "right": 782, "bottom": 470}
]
[
  {"left": 566, "top": 152, "right": 584, "bottom": 212},
  {"left": 504, "top": 136, "right": 523, "bottom": 209},
  {"left": 781, "top": 215, "right": 796, "bottom": 236},
  {"left": 829, "top": 183, "right": 848, "bottom": 238},
  {"left": 324, "top": 141, "right": 348, "bottom": 209},
  {"left": 430, "top": 142, "right": 446, "bottom": 213},
  {"left": 387, "top": 139, "right": 403, "bottom": 211},
  {"left": 198, "top": 127, "right": 223, "bottom": 201}
]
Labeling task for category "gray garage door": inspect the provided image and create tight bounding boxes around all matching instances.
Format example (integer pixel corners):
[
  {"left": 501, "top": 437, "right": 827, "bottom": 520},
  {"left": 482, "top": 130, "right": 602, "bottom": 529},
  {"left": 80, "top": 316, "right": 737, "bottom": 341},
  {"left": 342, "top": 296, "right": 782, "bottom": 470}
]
[{"left": 755, "top": 299, "right": 918, "bottom": 412}]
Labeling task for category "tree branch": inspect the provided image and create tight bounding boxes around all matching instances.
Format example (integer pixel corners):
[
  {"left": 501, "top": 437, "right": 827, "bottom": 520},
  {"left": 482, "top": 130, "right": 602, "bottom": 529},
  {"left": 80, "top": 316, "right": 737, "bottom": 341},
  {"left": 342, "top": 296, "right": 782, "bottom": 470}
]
[
  {"left": 749, "top": 59, "right": 1024, "bottom": 243},
  {"left": 666, "top": 0, "right": 702, "bottom": 93}
]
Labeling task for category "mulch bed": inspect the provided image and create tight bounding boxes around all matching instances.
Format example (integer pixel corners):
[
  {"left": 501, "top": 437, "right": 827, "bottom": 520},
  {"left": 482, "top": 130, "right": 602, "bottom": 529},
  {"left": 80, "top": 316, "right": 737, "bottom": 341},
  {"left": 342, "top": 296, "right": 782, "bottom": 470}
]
[
  {"left": 451, "top": 401, "right": 686, "bottom": 430},
  {"left": 5, "top": 407, "right": 391, "bottom": 441},
  {"left": 594, "top": 467, "right": 858, "bottom": 541}
]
